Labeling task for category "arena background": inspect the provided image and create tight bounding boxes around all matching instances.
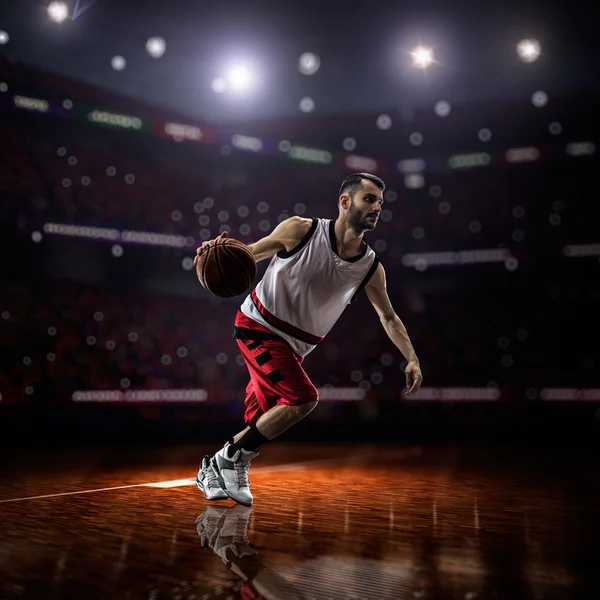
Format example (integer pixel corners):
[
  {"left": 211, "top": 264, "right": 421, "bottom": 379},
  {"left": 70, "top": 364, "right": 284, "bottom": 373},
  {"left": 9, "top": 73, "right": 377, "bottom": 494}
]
[
  {"left": 0, "top": 4, "right": 600, "bottom": 444},
  {"left": 1, "top": 1, "right": 599, "bottom": 449}
]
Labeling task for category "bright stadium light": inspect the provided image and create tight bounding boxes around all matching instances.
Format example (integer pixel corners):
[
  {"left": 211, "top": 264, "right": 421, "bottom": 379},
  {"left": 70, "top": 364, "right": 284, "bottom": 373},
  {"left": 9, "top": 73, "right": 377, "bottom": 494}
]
[
  {"left": 299, "top": 97, "right": 315, "bottom": 113},
  {"left": 48, "top": 1, "right": 69, "bottom": 23},
  {"left": 111, "top": 55, "right": 126, "bottom": 71},
  {"left": 532, "top": 90, "right": 548, "bottom": 107},
  {"left": 411, "top": 46, "right": 434, "bottom": 69},
  {"left": 434, "top": 100, "right": 451, "bottom": 117},
  {"left": 146, "top": 36, "right": 166, "bottom": 59},
  {"left": 517, "top": 39, "right": 541, "bottom": 63},
  {"left": 0, "top": 30, "right": 9, "bottom": 45},
  {"left": 298, "top": 52, "right": 320, "bottom": 75},
  {"left": 211, "top": 77, "right": 228, "bottom": 93},
  {"left": 376, "top": 114, "right": 392, "bottom": 130},
  {"left": 227, "top": 65, "right": 252, "bottom": 91}
]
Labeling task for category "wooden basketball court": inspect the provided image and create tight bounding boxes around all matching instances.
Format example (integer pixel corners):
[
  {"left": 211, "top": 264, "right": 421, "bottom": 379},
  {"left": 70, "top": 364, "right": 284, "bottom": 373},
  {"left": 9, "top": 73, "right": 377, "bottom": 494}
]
[{"left": 1, "top": 443, "right": 597, "bottom": 599}]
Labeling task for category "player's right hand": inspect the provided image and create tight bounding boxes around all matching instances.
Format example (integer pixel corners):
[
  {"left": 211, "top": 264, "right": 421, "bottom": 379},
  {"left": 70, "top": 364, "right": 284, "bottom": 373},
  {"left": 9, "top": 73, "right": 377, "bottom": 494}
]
[{"left": 194, "top": 231, "right": 227, "bottom": 266}]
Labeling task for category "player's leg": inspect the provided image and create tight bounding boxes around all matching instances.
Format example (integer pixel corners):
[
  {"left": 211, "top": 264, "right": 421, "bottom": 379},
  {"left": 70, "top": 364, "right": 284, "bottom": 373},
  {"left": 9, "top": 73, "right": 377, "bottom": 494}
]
[
  {"left": 212, "top": 337, "right": 318, "bottom": 505},
  {"left": 235, "top": 340, "right": 319, "bottom": 445},
  {"left": 221, "top": 400, "right": 317, "bottom": 487},
  {"left": 209, "top": 339, "right": 271, "bottom": 505},
  {"left": 233, "top": 427, "right": 250, "bottom": 443},
  {"left": 197, "top": 379, "right": 260, "bottom": 501},
  {"left": 228, "top": 375, "right": 269, "bottom": 446},
  {"left": 225, "top": 312, "right": 315, "bottom": 452},
  {"left": 254, "top": 397, "right": 318, "bottom": 439}
]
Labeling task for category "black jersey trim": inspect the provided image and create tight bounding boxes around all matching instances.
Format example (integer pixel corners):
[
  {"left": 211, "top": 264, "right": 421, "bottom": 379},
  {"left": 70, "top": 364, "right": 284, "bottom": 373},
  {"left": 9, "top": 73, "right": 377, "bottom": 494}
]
[
  {"left": 350, "top": 256, "right": 380, "bottom": 304},
  {"left": 276, "top": 217, "right": 319, "bottom": 259}
]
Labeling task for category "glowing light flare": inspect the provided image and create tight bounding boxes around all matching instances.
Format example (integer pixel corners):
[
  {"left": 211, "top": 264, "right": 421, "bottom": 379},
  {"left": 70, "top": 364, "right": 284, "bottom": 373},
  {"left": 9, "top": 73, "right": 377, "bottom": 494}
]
[
  {"left": 517, "top": 39, "right": 541, "bottom": 63},
  {"left": 211, "top": 77, "right": 227, "bottom": 93},
  {"left": 146, "top": 37, "right": 166, "bottom": 58},
  {"left": 48, "top": 1, "right": 69, "bottom": 23},
  {"left": 299, "top": 97, "right": 315, "bottom": 113},
  {"left": 227, "top": 65, "right": 252, "bottom": 91},
  {"left": 376, "top": 114, "right": 392, "bottom": 130},
  {"left": 434, "top": 101, "right": 451, "bottom": 117},
  {"left": 532, "top": 90, "right": 548, "bottom": 107},
  {"left": 298, "top": 52, "right": 320, "bottom": 75},
  {"left": 342, "top": 137, "right": 357, "bottom": 151},
  {"left": 111, "top": 56, "right": 126, "bottom": 71},
  {"left": 411, "top": 46, "right": 434, "bottom": 69}
]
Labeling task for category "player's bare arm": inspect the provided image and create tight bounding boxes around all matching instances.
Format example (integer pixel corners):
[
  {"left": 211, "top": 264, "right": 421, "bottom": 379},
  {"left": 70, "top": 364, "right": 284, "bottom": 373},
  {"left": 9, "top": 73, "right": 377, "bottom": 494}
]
[
  {"left": 195, "top": 216, "right": 313, "bottom": 266},
  {"left": 246, "top": 216, "right": 313, "bottom": 261},
  {"left": 365, "top": 263, "right": 423, "bottom": 395}
]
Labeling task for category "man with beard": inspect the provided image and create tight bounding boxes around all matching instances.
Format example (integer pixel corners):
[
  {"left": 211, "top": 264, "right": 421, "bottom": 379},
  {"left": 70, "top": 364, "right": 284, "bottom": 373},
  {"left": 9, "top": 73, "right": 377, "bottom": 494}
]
[{"left": 195, "top": 173, "right": 423, "bottom": 506}]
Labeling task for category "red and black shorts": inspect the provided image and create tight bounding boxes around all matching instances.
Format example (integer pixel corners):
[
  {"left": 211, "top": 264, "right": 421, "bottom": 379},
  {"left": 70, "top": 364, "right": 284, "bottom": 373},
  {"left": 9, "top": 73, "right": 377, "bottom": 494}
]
[{"left": 233, "top": 311, "right": 319, "bottom": 426}]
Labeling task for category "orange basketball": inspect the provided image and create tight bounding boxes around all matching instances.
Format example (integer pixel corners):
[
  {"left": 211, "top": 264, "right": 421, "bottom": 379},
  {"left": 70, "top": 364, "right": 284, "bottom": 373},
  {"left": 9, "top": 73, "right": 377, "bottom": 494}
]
[{"left": 196, "top": 238, "right": 257, "bottom": 298}]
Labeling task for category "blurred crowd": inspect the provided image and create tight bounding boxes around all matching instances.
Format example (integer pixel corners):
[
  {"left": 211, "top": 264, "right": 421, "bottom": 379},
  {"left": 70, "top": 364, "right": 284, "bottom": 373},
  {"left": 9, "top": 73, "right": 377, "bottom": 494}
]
[
  {"left": 5, "top": 105, "right": 590, "bottom": 262},
  {"left": 1, "top": 271, "right": 597, "bottom": 405},
  {"left": 1, "top": 57, "right": 598, "bottom": 406}
]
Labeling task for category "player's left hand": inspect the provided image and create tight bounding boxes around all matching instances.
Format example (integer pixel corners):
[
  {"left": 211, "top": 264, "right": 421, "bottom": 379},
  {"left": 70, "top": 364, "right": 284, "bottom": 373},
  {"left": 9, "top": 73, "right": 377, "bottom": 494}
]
[
  {"left": 405, "top": 360, "right": 423, "bottom": 396},
  {"left": 194, "top": 232, "right": 228, "bottom": 266}
]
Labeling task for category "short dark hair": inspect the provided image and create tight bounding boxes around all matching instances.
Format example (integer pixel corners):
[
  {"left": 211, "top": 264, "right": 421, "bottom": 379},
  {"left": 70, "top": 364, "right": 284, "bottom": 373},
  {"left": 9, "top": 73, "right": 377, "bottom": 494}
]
[{"left": 339, "top": 173, "right": 385, "bottom": 199}]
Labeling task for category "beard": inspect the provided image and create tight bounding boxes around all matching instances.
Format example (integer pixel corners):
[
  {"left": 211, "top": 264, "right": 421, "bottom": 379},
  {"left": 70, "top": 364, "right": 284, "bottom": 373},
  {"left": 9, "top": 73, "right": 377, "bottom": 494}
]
[{"left": 347, "top": 200, "right": 377, "bottom": 232}]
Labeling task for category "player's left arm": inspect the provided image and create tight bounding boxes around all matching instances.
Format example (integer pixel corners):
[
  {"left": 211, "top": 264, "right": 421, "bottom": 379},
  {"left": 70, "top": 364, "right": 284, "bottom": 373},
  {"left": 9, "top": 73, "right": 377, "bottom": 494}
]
[{"left": 365, "top": 263, "right": 423, "bottom": 395}]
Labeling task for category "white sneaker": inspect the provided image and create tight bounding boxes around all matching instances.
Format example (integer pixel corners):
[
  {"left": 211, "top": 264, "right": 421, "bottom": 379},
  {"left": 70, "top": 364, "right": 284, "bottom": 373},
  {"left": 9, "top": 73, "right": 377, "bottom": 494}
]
[
  {"left": 211, "top": 442, "right": 259, "bottom": 507},
  {"left": 196, "top": 455, "right": 228, "bottom": 501}
]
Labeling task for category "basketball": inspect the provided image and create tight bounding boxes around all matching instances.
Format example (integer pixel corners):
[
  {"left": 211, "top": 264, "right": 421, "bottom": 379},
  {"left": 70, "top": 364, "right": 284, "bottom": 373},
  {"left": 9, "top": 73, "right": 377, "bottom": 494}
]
[{"left": 196, "top": 236, "right": 257, "bottom": 298}]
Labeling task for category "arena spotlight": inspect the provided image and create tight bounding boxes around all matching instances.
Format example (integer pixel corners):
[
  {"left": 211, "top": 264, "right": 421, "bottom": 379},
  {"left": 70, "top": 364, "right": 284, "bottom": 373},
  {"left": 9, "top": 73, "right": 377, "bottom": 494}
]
[
  {"left": 299, "top": 97, "right": 315, "bottom": 113},
  {"left": 111, "top": 55, "right": 126, "bottom": 71},
  {"left": 298, "top": 52, "right": 320, "bottom": 75},
  {"left": 517, "top": 39, "right": 541, "bottom": 63},
  {"left": 146, "top": 37, "right": 166, "bottom": 59},
  {"left": 411, "top": 46, "right": 434, "bottom": 69},
  {"left": 48, "top": 1, "right": 69, "bottom": 23},
  {"left": 227, "top": 65, "right": 252, "bottom": 91},
  {"left": 211, "top": 77, "right": 228, "bottom": 93},
  {"left": 376, "top": 114, "right": 392, "bottom": 130},
  {"left": 0, "top": 30, "right": 9, "bottom": 45},
  {"left": 532, "top": 90, "right": 548, "bottom": 107},
  {"left": 434, "top": 100, "right": 451, "bottom": 117}
]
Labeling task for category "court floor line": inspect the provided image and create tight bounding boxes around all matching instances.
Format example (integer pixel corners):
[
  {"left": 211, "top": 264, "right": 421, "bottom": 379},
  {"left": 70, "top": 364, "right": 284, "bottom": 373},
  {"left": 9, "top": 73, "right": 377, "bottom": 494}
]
[{"left": 0, "top": 447, "right": 422, "bottom": 504}]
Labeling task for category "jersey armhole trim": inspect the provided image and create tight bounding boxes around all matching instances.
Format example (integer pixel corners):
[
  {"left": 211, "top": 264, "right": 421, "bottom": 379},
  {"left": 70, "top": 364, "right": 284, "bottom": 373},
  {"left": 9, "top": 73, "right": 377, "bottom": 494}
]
[
  {"left": 276, "top": 217, "right": 319, "bottom": 259},
  {"left": 350, "top": 256, "right": 380, "bottom": 304}
]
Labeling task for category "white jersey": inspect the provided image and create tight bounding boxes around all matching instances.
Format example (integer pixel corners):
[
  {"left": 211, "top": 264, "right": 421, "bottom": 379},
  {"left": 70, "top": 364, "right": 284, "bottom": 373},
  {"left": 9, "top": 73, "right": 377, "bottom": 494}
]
[{"left": 240, "top": 218, "right": 379, "bottom": 357}]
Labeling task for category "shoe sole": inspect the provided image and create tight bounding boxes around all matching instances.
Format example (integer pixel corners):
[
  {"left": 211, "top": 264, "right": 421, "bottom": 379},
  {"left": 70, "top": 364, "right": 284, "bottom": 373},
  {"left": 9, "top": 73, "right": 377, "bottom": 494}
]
[
  {"left": 195, "top": 474, "right": 228, "bottom": 501},
  {"left": 210, "top": 456, "right": 253, "bottom": 507}
]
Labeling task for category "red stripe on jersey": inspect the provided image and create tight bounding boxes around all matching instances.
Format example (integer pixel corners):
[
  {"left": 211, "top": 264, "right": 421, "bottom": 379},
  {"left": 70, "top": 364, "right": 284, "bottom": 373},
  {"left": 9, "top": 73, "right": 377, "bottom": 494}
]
[{"left": 251, "top": 288, "right": 323, "bottom": 345}]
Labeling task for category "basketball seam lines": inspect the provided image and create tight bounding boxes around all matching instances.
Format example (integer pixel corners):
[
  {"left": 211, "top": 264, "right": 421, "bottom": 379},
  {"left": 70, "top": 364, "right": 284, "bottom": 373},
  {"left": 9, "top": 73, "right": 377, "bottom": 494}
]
[
  {"left": 201, "top": 244, "right": 215, "bottom": 295},
  {"left": 221, "top": 243, "right": 254, "bottom": 289},
  {"left": 214, "top": 240, "right": 236, "bottom": 298},
  {"left": 224, "top": 239, "right": 255, "bottom": 261},
  {"left": 225, "top": 241, "right": 256, "bottom": 282}
]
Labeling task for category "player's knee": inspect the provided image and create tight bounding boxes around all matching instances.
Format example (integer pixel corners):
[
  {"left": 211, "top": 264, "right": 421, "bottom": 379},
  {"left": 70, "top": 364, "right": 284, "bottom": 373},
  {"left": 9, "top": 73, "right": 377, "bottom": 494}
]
[
  {"left": 292, "top": 398, "right": 317, "bottom": 419},
  {"left": 291, "top": 387, "right": 318, "bottom": 412},
  {"left": 303, "top": 386, "right": 319, "bottom": 406},
  {"left": 284, "top": 386, "right": 318, "bottom": 413},
  {"left": 305, "top": 398, "right": 318, "bottom": 414},
  {"left": 301, "top": 390, "right": 319, "bottom": 414}
]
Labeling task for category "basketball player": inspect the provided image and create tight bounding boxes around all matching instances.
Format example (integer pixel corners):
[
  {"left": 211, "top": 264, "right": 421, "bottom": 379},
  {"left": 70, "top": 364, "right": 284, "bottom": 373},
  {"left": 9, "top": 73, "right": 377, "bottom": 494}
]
[{"left": 195, "top": 173, "right": 423, "bottom": 506}]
